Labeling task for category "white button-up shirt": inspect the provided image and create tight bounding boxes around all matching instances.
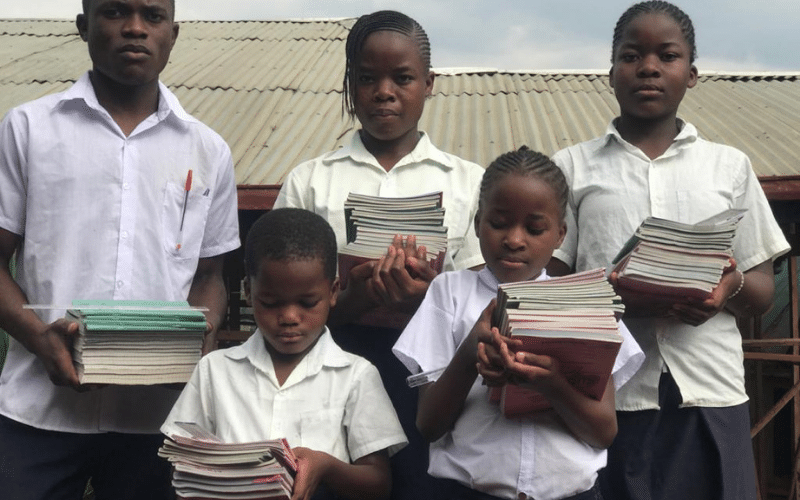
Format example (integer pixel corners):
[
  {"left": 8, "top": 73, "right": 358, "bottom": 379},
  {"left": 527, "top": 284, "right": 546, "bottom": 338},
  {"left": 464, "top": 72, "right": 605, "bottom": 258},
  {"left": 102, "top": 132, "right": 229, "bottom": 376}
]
[
  {"left": 552, "top": 120, "right": 790, "bottom": 410},
  {"left": 393, "top": 267, "right": 644, "bottom": 500},
  {"left": 0, "top": 73, "right": 240, "bottom": 433},
  {"left": 163, "top": 329, "right": 408, "bottom": 462}
]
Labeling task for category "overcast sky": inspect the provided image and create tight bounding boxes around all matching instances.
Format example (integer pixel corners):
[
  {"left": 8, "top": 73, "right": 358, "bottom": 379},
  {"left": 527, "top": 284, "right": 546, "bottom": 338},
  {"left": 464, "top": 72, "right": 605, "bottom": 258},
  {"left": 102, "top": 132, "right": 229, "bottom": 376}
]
[{"left": 2, "top": 0, "right": 798, "bottom": 72}]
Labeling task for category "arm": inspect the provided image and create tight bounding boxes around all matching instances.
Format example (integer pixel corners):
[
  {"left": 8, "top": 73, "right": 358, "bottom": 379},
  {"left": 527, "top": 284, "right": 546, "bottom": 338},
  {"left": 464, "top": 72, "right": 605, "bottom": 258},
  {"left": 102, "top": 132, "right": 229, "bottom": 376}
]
[
  {"left": 187, "top": 254, "right": 228, "bottom": 354},
  {"left": 416, "top": 301, "right": 496, "bottom": 442},
  {"left": 0, "top": 227, "right": 81, "bottom": 387},
  {"left": 495, "top": 331, "right": 617, "bottom": 449},
  {"left": 291, "top": 448, "right": 391, "bottom": 500},
  {"left": 546, "top": 257, "right": 572, "bottom": 277}
]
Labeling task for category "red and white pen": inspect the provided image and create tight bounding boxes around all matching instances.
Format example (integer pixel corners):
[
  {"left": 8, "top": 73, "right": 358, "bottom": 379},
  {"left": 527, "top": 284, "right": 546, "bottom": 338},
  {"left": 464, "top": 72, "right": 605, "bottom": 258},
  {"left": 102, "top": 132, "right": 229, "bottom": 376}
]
[{"left": 176, "top": 169, "right": 193, "bottom": 251}]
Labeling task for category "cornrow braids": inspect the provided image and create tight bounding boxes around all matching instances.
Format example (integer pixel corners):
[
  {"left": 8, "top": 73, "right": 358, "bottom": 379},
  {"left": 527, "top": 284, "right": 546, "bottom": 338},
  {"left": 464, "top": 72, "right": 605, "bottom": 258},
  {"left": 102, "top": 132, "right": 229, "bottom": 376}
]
[
  {"left": 612, "top": 1, "right": 697, "bottom": 63},
  {"left": 479, "top": 146, "right": 569, "bottom": 221},
  {"left": 244, "top": 208, "right": 338, "bottom": 282},
  {"left": 342, "top": 10, "right": 432, "bottom": 118}
]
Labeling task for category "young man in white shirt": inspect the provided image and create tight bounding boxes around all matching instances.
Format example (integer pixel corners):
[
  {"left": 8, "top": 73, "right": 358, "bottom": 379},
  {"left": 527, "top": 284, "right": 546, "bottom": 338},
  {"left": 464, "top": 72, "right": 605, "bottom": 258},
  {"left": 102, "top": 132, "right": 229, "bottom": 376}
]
[{"left": 0, "top": 1, "right": 240, "bottom": 498}]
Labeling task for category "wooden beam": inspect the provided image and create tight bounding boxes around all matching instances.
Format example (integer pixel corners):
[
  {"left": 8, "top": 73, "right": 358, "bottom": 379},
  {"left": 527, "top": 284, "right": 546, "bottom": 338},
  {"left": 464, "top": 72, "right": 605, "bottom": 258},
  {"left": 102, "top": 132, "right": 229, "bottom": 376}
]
[{"left": 236, "top": 185, "right": 281, "bottom": 210}]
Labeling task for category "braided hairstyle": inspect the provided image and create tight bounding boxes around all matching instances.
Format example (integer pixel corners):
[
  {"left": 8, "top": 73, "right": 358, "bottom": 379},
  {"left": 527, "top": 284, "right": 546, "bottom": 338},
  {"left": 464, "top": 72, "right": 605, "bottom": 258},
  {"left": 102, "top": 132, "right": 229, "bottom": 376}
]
[
  {"left": 611, "top": 1, "right": 697, "bottom": 63},
  {"left": 342, "top": 10, "right": 432, "bottom": 118},
  {"left": 479, "top": 146, "right": 569, "bottom": 222},
  {"left": 244, "top": 208, "right": 338, "bottom": 282}
]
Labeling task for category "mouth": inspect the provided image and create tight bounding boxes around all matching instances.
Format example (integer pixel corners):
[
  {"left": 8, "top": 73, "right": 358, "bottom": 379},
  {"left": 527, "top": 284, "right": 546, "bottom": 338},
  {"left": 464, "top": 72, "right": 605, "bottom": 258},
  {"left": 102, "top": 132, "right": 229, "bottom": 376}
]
[
  {"left": 634, "top": 84, "right": 662, "bottom": 96},
  {"left": 119, "top": 45, "right": 151, "bottom": 58},
  {"left": 498, "top": 257, "right": 527, "bottom": 268},
  {"left": 372, "top": 109, "right": 398, "bottom": 118}
]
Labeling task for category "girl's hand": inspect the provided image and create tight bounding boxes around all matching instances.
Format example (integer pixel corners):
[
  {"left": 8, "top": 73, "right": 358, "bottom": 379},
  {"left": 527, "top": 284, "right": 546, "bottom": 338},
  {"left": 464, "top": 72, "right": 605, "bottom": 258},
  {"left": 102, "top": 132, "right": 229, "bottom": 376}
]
[
  {"left": 291, "top": 447, "right": 332, "bottom": 500},
  {"left": 670, "top": 258, "right": 738, "bottom": 326},
  {"left": 476, "top": 304, "right": 523, "bottom": 386},
  {"left": 368, "top": 235, "right": 435, "bottom": 311},
  {"left": 496, "top": 331, "right": 559, "bottom": 393}
]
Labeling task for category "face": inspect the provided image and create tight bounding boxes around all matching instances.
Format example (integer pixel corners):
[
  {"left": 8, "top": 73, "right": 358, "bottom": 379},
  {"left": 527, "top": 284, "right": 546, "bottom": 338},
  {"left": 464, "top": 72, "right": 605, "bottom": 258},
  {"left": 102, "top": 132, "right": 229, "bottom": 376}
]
[
  {"left": 245, "top": 258, "right": 338, "bottom": 363},
  {"left": 610, "top": 12, "right": 697, "bottom": 123},
  {"left": 77, "top": 0, "right": 179, "bottom": 88},
  {"left": 353, "top": 30, "right": 434, "bottom": 147},
  {"left": 475, "top": 174, "right": 566, "bottom": 284}
]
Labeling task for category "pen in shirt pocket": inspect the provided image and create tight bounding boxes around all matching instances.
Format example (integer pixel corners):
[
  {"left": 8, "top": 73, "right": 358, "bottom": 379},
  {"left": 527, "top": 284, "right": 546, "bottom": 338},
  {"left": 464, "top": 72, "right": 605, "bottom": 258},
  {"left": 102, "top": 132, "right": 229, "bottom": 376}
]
[{"left": 176, "top": 169, "right": 192, "bottom": 251}]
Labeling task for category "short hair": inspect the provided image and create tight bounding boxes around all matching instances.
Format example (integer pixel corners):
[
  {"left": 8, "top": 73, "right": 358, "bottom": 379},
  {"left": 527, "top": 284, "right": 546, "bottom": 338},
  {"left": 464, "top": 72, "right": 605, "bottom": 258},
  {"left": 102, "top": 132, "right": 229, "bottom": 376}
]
[
  {"left": 478, "top": 146, "right": 569, "bottom": 221},
  {"left": 244, "top": 208, "right": 338, "bottom": 282},
  {"left": 612, "top": 1, "right": 697, "bottom": 63},
  {"left": 342, "top": 10, "right": 431, "bottom": 119},
  {"left": 82, "top": 0, "right": 176, "bottom": 17}
]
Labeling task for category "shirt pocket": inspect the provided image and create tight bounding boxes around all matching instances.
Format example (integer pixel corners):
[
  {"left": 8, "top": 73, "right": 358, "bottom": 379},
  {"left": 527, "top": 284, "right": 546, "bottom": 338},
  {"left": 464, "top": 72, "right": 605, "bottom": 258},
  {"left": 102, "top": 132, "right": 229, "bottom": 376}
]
[
  {"left": 298, "top": 407, "right": 346, "bottom": 457},
  {"left": 162, "top": 183, "right": 212, "bottom": 260}
]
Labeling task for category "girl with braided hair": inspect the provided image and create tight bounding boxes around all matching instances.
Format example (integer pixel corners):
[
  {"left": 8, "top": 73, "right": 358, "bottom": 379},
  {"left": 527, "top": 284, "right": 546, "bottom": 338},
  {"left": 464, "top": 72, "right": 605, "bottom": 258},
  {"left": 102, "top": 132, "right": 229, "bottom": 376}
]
[
  {"left": 274, "top": 10, "right": 485, "bottom": 500},
  {"left": 393, "top": 147, "right": 643, "bottom": 500},
  {"left": 549, "top": 2, "right": 790, "bottom": 499}
]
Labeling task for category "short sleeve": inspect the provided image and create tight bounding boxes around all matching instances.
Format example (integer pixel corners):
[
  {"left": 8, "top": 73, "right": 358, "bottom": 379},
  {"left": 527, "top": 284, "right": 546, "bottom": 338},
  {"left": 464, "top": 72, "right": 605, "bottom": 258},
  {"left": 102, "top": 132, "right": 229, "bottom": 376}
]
[
  {"left": 273, "top": 164, "right": 312, "bottom": 210},
  {"left": 551, "top": 148, "right": 577, "bottom": 267},
  {"left": 161, "top": 356, "right": 216, "bottom": 437},
  {"left": 611, "top": 319, "right": 644, "bottom": 390},
  {"left": 451, "top": 176, "right": 484, "bottom": 270},
  {"left": 0, "top": 109, "right": 28, "bottom": 235},
  {"left": 199, "top": 144, "right": 240, "bottom": 258},
  {"left": 343, "top": 361, "right": 408, "bottom": 460}
]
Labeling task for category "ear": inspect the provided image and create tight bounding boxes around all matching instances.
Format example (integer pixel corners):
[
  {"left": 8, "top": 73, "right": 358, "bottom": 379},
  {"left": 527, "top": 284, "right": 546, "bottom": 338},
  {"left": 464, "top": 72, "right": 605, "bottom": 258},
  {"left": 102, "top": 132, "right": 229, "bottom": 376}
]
[
  {"left": 473, "top": 209, "right": 482, "bottom": 237},
  {"left": 608, "top": 66, "right": 615, "bottom": 89},
  {"left": 329, "top": 277, "right": 340, "bottom": 308},
  {"left": 425, "top": 71, "right": 435, "bottom": 97},
  {"left": 242, "top": 276, "right": 252, "bottom": 306},
  {"left": 556, "top": 221, "right": 567, "bottom": 248},
  {"left": 76, "top": 13, "right": 88, "bottom": 42},
  {"left": 171, "top": 22, "right": 179, "bottom": 48},
  {"left": 687, "top": 64, "right": 698, "bottom": 89}
]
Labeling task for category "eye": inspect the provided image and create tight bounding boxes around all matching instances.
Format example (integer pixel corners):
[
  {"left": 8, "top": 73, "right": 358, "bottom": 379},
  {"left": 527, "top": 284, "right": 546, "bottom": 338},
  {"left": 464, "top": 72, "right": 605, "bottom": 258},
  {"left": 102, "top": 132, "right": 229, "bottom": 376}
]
[
  {"left": 395, "top": 74, "right": 414, "bottom": 84},
  {"left": 357, "top": 74, "right": 374, "bottom": 84},
  {"left": 259, "top": 300, "right": 279, "bottom": 309},
  {"left": 620, "top": 53, "right": 638, "bottom": 63},
  {"left": 101, "top": 6, "right": 125, "bottom": 18},
  {"left": 526, "top": 225, "right": 545, "bottom": 236},
  {"left": 488, "top": 218, "right": 507, "bottom": 230},
  {"left": 300, "top": 299, "right": 321, "bottom": 309},
  {"left": 144, "top": 10, "right": 165, "bottom": 23},
  {"left": 661, "top": 52, "right": 679, "bottom": 62}
]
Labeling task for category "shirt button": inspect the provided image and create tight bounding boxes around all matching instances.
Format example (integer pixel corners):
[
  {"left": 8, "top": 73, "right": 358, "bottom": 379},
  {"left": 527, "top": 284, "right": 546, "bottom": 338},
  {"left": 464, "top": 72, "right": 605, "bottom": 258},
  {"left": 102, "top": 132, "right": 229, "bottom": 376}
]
[
  {"left": 123, "top": 183, "right": 130, "bottom": 190},
  {"left": 121, "top": 231, "right": 128, "bottom": 239},
  {"left": 117, "top": 281, "right": 124, "bottom": 289}
]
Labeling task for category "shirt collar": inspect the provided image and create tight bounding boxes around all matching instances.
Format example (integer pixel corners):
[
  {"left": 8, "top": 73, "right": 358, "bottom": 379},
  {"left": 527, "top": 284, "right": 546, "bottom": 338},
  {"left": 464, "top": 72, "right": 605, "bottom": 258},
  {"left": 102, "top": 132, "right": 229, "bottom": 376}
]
[
  {"left": 225, "top": 326, "right": 352, "bottom": 377},
  {"left": 477, "top": 266, "right": 548, "bottom": 290},
  {"left": 58, "top": 71, "right": 197, "bottom": 126},
  {"left": 325, "top": 131, "right": 455, "bottom": 172},
  {"left": 600, "top": 118, "right": 698, "bottom": 156}
]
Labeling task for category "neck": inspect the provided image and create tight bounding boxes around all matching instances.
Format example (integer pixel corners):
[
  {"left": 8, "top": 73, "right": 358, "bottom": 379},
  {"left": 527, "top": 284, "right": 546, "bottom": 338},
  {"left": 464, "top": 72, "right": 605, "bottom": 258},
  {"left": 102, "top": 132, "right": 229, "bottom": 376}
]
[
  {"left": 615, "top": 114, "right": 681, "bottom": 160},
  {"left": 359, "top": 129, "right": 421, "bottom": 172},
  {"left": 89, "top": 70, "right": 161, "bottom": 137}
]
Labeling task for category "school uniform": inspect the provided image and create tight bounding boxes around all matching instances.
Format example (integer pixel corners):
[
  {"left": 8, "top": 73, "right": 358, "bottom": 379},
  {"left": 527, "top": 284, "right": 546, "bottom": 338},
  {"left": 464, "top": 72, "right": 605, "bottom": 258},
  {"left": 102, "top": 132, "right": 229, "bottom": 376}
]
[
  {"left": 0, "top": 72, "right": 240, "bottom": 500},
  {"left": 552, "top": 119, "right": 791, "bottom": 500},
  {"left": 163, "top": 328, "right": 407, "bottom": 460},
  {"left": 274, "top": 130, "right": 485, "bottom": 499},
  {"left": 393, "top": 267, "right": 644, "bottom": 500}
]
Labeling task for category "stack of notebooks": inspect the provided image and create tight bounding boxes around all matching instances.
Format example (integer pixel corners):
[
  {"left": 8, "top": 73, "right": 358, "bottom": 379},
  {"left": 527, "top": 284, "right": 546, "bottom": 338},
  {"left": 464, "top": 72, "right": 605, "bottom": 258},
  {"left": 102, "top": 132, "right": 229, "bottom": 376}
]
[
  {"left": 611, "top": 208, "right": 747, "bottom": 302},
  {"left": 67, "top": 300, "right": 206, "bottom": 385},
  {"left": 490, "top": 269, "right": 624, "bottom": 417},
  {"left": 159, "top": 423, "right": 297, "bottom": 500},
  {"left": 338, "top": 192, "right": 448, "bottom": 289}
]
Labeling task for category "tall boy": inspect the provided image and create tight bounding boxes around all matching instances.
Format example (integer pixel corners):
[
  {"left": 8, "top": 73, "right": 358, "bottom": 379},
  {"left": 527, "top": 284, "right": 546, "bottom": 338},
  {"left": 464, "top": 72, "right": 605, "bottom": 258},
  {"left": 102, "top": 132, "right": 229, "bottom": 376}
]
[
  {"left": 163, "top": 208, "right": 407, "bottom": 500},
  {"left": 0, "top": 0, "right": 240, "bottom": 499}
]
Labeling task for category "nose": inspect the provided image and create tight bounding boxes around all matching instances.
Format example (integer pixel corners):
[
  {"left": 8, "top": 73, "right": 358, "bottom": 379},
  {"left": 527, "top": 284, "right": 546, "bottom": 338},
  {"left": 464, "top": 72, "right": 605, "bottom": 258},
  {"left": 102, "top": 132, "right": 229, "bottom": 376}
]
[
  {"left": 374, "top": 78, "right": 396, "bottom": 101},
  {"left": 277, "top": 305, "right": 301, "bottom": 326},
  {"left": 637, "top": 53, "right": 660, "bottom": 77},
  {"left": 122, "top": 14, "right": 148, "bottom": 38},
  {"left": 503, "top": 225, "right": 526, "bottom": 250}
]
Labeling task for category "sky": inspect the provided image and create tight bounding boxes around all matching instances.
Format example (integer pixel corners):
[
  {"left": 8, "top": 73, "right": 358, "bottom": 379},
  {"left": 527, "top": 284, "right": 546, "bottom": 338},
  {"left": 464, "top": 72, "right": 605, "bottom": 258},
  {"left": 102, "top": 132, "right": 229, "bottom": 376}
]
[{"left": 2, "top": 0, "right": 798, "bottom": 72}]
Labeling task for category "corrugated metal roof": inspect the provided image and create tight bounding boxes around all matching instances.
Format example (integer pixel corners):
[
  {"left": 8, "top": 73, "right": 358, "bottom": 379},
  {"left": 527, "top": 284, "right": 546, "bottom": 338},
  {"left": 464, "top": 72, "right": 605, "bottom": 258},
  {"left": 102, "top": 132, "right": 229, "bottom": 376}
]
[{"left": 1, "top": 19, "right": 798, "bottom": 187}]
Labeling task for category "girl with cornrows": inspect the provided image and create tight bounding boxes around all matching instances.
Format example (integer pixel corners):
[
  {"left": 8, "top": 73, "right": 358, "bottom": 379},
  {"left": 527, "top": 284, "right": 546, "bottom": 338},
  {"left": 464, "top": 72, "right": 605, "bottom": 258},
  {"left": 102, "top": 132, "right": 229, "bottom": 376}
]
[
  {"left": 394, "top": 147, "right": 643, "bottom": 500},
  {"left": 549, "top": 2, "right": 790, "bottom": 499},
  {"left": 274, "top": 10, "right": 485, "bottom": 500}
]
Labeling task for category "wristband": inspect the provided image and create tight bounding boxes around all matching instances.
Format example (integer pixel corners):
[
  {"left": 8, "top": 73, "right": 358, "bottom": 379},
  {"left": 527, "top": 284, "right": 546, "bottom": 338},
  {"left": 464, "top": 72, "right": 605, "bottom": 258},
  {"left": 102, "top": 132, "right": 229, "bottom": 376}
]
[{"left": 728, "top": 270, "right": 745, "bottom": 300}]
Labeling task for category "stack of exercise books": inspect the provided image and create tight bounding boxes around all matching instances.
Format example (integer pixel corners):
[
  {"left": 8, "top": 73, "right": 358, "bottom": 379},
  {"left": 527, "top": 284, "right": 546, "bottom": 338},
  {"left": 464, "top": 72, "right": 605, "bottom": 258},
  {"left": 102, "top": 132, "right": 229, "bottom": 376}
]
[
  {"left": 489, "top": 268, "right": 625, "bottom": 417},
  {"left": 611, "top": 208, "right": 747, "bottom": 302},
  {"left": 338, "top": 192, "right": 448, "bottom": 289},
  {"left": 67, "top": 300, "right": 206, "bottom": 385},
  {"left": 159, "top": 422, "right": 297, "bottom": 500}
]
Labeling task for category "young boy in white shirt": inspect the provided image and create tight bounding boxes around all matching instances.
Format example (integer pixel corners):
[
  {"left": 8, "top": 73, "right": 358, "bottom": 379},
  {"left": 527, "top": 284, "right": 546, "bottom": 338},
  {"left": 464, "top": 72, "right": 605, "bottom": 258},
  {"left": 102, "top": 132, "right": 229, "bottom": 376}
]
[{"left": 162, "top": 208, "right": 407, "bottom": 500}]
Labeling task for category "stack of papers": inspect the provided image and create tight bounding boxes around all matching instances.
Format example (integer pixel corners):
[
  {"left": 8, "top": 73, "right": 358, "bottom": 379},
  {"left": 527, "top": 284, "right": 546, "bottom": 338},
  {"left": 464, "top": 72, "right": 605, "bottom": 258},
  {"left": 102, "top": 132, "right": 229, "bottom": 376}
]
[
  {"left": 611, "top": 208, "right": 746, "bottom": 301},
  {"left": 490, "top": 269, "right": 624, "bottom": 417},
  {"left": 338, "top": 192, "right": 448, "bottom": 289},
  {"left": 67, "top": 300, "right": 206, "bottom": 385},
  {"left": 159, "top": 423, "right": 297, "bottom": 500}
]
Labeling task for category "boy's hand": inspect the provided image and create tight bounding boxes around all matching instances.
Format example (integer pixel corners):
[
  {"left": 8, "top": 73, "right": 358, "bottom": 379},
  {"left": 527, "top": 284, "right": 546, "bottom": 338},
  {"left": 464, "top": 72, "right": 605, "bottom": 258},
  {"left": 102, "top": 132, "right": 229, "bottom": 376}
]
[
  {"left": 609, "top": 271, "right": 674, "bottom": 318},
  {"left": 291, "top": 447, "right": 332, "bottom": 500},
  {"left": 670, "top": 258, "right": 738, "bottom": 326},
  {"left": 27, "top": 319, "right": 83, "bottom": 389}
]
